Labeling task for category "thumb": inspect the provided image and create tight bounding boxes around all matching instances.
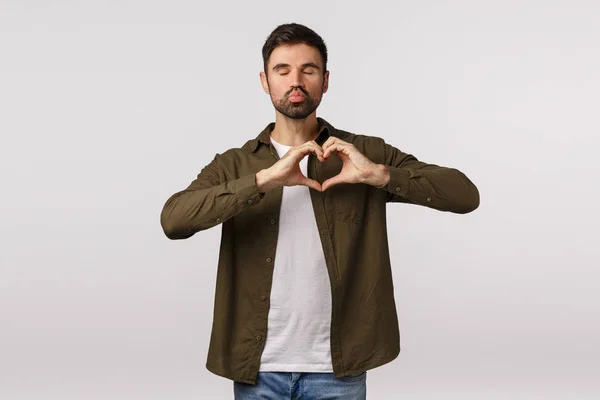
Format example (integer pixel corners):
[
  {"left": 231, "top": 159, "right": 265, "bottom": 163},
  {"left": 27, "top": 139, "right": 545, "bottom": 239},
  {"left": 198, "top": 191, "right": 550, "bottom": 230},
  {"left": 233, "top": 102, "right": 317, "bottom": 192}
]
[
  {"left": 300, "top": 177, "right": 322, "bottom": 192},
  {"left": 322, "top": 175, "right": 344, "bottom": 191}
]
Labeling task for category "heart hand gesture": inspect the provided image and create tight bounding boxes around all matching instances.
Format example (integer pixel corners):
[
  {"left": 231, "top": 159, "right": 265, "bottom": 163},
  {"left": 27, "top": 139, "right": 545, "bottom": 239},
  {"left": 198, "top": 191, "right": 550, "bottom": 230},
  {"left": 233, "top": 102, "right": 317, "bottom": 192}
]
[{"left": 256, "top": 138, "right": 389, "bottom": 194}]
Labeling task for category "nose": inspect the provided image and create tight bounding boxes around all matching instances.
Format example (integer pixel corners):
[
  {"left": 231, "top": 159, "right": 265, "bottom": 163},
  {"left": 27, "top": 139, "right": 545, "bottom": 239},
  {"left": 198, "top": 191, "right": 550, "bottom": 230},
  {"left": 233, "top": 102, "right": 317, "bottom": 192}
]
[{"left": 289, "top": 70, "right": 305, "bottom": 90}]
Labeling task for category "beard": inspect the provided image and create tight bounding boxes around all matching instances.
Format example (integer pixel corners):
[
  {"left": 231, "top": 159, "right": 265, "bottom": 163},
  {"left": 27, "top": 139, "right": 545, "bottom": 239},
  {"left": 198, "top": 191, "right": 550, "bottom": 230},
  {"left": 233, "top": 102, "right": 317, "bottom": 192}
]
[{"left": 270, "top": 86, "right": 322, "bottom": 120}]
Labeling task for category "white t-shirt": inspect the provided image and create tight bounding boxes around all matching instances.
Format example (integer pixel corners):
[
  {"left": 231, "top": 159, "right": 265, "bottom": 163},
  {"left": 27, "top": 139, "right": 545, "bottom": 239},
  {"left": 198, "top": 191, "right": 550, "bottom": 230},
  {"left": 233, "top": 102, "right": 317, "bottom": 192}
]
[{"left": 258, "top": 135, "right": 334, "bottom": 372}]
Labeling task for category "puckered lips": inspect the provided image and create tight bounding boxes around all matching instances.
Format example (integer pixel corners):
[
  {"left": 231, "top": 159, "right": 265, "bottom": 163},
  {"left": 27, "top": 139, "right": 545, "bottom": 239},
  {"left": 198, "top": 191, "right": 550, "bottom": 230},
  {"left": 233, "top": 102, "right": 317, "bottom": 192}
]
[{"left": 288, "top": 90, "right": 305, "bottom": 102}]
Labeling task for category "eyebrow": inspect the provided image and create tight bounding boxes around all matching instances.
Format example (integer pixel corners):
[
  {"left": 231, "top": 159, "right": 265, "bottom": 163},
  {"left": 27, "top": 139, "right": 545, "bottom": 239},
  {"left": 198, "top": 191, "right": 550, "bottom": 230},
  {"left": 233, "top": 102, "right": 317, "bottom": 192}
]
[{"left": 272, "top": 62, "right": 321, "bottom": 72}]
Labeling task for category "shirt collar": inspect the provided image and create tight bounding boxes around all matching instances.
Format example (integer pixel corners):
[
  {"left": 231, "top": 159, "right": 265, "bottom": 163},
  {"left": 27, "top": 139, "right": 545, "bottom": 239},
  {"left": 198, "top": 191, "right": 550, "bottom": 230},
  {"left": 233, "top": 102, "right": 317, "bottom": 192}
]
[{"left": 250, "top": 117, "right": 339, "bottom": 153}]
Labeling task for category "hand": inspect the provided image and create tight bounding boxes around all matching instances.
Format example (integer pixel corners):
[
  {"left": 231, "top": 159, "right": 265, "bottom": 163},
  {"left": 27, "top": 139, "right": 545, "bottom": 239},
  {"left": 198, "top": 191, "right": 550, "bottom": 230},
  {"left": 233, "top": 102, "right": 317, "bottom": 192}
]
[
  {"left": 256, "top": 140, "right": 327, "bottom": 193},
  {"left": 321, "top": 137, "right": 389, "bottom": 191}
]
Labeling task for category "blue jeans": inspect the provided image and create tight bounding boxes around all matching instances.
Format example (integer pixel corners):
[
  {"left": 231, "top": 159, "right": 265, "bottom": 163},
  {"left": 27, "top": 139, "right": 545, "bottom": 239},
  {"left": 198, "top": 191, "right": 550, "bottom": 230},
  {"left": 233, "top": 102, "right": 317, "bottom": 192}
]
[{"left": 233, "top": 371, "right": 367, "bottom": 399}]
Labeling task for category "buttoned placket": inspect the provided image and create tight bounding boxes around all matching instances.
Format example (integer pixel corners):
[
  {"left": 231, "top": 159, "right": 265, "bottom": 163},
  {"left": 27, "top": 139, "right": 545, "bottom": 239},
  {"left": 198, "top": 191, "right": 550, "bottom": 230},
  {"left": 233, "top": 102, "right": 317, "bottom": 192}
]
[
  {"left": 252, "top": 141, "right": 283, "bottom": 355},
  {"left": 249, "top": 130, "right": 345, "bottom": 379},
  {"left": 306, "top": 139, "right": 344, "bottom": 377}
]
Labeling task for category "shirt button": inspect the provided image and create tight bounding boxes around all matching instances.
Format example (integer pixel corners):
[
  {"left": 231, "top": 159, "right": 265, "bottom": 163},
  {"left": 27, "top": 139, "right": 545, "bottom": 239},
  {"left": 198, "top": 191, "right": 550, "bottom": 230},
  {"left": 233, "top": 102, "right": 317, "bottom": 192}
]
[
  {"left": 270, "top": 219, "right": 276, "bottom": 224},
  {"left": 256, "top": 335, "right": 262, "bottom": 341},
  {"left": 247, "top": 199, "right": 253, "bottom": 204},
  {"left": 215, "top": 218, "right": 221, "bottom": 222},
  {"left": 427, "top": 197, "right": 431, "bottom": 202},
  {"left": 261, "top": 295, "right": 267, "bottom": 301},
  {"left": 266, "top": 257, "right": 272, "bottom": 263},
  {"left": 395, "top": 187, "right": 401, "bottom": 192}
]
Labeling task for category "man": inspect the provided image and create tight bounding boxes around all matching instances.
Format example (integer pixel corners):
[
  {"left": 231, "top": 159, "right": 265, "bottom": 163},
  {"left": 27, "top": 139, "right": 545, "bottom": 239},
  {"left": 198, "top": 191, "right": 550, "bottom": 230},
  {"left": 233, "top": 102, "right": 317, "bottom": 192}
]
[{"left": 160, "top": 22, "right": 479, "bottom": 399}]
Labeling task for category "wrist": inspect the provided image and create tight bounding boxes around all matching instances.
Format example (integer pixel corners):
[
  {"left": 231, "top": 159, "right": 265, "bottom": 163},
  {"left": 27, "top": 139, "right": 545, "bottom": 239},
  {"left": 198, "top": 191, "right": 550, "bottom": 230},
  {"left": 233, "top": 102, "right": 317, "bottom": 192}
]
[
  {"left": 371, "top": 164, "right": 390, "bottom": 188},
  {"left": 256, "top": 169, "right": 277, "bottom": 194}
]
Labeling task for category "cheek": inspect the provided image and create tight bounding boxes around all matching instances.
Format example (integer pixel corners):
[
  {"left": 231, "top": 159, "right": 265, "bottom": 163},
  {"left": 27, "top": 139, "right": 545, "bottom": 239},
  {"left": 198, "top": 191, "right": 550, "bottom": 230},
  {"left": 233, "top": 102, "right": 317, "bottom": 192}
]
[
  {"left": 308, "top": 78, "right": 325, "bottom": 92},
  {"left": 274, "top": 91, "right": 288, "bottom": 102},
  {"left": 268, "top": 83, "right": 288, "bottom": 100},
  {"left": 308, "top": 85, "right": 324, "bottom": 99}
]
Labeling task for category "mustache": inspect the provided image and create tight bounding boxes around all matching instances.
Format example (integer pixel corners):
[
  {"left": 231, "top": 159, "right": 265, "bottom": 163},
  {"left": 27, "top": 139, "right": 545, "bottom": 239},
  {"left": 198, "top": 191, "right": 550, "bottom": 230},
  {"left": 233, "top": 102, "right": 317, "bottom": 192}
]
[{"left": 287, "top": 87, "right": 308, "bottom": 97}]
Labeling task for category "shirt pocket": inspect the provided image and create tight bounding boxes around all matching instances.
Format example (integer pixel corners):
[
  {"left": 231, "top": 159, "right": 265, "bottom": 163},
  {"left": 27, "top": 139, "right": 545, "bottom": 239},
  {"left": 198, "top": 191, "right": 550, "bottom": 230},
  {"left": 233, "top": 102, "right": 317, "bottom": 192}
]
[{"left": 330, "top": 183, "right": 374, "bottom": 223}]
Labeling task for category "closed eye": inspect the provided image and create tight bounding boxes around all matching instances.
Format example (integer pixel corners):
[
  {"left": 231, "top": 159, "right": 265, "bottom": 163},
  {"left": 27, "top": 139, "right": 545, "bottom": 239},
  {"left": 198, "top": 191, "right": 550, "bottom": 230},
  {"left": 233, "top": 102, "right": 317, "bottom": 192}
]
[{"left": 279, "top": 71, "right": 314, "bottom": 76}]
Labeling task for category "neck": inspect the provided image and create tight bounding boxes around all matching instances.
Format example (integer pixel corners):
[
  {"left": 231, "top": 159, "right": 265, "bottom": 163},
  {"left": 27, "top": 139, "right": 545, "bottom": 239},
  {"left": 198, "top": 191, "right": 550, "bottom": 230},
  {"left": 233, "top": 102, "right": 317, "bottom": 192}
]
[{"left": 270, "top": 112, "right": 319, "bottom": 147}]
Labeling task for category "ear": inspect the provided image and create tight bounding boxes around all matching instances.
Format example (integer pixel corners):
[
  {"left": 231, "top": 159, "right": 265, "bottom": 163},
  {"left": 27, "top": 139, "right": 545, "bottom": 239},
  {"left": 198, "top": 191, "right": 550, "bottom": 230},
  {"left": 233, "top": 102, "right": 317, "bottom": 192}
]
[
  {"left": 259, "top": 71, "right": 270, "bottom": 95},
  {"left": 322, "top": 70, "right": 330, "bottom": 94}
]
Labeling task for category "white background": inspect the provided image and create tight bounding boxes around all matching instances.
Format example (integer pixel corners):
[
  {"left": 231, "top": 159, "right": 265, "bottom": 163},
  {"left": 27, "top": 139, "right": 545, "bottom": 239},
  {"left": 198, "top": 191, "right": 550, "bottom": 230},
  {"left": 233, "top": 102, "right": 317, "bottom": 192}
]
[{"left": 1, "top": 1, "right": 599, "bottom": 399}]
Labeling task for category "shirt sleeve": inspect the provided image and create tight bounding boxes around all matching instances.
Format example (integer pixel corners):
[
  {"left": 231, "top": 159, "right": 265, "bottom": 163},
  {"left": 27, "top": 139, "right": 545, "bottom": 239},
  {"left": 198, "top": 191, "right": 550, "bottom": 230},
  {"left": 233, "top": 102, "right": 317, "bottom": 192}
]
[
  {"left": 160, "top": 153, "right": 265, "bottom": 239},
  {"left": 377, "top": 139, "right": 480, "bottom": 214}
]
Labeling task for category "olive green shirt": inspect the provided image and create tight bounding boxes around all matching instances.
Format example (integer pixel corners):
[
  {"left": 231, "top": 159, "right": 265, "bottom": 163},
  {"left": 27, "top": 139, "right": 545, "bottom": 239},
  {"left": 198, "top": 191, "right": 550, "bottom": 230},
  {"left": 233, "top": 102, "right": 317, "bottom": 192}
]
[{"left": 160, "top": 117, "right": 479, "bottom": 385}]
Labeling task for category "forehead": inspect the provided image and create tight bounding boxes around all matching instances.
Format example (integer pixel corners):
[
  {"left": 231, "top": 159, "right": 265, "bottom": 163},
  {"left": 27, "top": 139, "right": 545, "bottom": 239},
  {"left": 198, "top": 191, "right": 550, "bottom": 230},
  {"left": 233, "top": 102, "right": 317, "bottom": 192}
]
[{"left": 267, "top": 43, "right": 322, "bottom": 68}]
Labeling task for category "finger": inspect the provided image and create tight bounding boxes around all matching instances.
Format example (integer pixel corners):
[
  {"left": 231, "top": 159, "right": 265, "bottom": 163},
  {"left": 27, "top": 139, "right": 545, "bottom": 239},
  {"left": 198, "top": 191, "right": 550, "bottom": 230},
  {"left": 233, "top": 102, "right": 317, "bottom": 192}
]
[
  {"left": 307, "top": 141, "right": 326, "bottom": 159},
  {"left": 295, "top": 142, "right": 325, "bottom": 162},
  {"left": 323, "top": 137, "right": 349, "bottom": 153},
  {"left": 305, "top": 145, "right": 326, "bottom": 162},
  {"left": 322, "top": 137, "right": 338, "bottom": 153},
  {"left": 307, "top": 141, "right": 326, "bottom": 161},
  {"left": 323, "top": 136, "right": 348, "bottom": 147},
  {"left": 323, "top": 143, "right": 350, "bottom": 159}
]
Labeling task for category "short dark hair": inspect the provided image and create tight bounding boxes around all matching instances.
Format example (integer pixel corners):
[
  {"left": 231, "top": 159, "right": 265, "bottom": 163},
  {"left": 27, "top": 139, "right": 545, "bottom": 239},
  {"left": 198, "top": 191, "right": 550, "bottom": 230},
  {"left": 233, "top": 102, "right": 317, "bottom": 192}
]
[{"left": 262, "top": 23, "right": 328, "bottom": 76}]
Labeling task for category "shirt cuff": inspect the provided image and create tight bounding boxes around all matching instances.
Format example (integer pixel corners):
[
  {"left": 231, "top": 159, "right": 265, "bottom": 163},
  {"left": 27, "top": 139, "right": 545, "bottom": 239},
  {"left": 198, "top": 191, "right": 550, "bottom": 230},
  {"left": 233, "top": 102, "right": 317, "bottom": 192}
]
[
  {"left": 233, "top": 173, "right": 265, "bottom": 210},
  {"left": 380, "top": 166, "right": 412, "bottom": 197}
]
